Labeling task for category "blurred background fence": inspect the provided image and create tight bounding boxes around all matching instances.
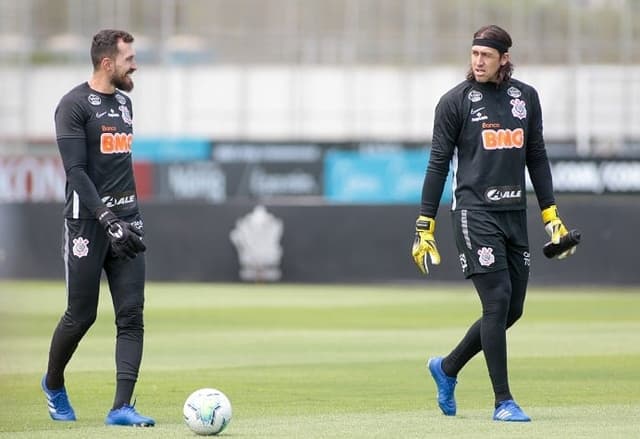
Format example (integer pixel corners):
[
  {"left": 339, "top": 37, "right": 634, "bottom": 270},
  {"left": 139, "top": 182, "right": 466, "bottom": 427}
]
[
  {"left": 2, "top": 0, "right": 640, "bottom": 154},
  {"left": 1, "top": 0, "right": 639, "bottom": 283},
  {"left": 2, "top": 0, "right": 640, "bottom": 65}
]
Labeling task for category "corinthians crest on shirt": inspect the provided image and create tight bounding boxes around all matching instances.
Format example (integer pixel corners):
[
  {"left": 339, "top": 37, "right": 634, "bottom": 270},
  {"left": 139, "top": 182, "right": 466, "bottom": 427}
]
[
  {"left": 510, "top": 98, "right": 527, "bottom": 120},
  {"left": 119, "top": 105, "right": 132, "bottom": 125}
]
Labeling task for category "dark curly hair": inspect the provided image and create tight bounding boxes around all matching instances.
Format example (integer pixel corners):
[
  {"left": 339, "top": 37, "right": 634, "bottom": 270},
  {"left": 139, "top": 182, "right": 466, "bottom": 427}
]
[{"left": 90, "top": 29, "right": 134, "bottom": 70}]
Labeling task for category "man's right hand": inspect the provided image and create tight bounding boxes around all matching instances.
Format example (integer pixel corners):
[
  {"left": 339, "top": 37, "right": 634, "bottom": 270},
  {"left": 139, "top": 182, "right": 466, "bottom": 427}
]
[
  {"left": 96, "top": 207, "right": 146, "bottom": 259},
  {"left": 411, "top": 215, "right": 441, "bottom": 275},
  {"left": 541, "top": 204, "right": 576, "bottom": 260}
]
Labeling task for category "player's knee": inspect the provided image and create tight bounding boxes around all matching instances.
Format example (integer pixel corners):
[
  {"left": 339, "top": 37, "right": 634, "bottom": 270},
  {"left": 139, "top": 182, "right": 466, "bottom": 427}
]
[
  {"left": 506, "top": 305, "right": 524, "bottom": 327},
  {"left": 482, "top": 292, "right": 511, "bottom": 320},
  {"left": 115, "top": 305, "right": 144, "bottom": 330},
  {"left": 62, "top": 310, "right": 97, "bottom": 332}
]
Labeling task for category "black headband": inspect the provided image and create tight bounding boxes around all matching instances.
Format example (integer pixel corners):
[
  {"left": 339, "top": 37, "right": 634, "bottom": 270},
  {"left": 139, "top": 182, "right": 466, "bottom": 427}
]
[{"left": 472, "top": 38, "right": 509, "bottom": 54}]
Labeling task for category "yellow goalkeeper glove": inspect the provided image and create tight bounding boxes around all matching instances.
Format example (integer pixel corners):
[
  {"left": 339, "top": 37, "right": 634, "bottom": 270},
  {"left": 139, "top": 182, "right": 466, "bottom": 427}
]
[
  {"left": 412, "top": 215, "right": 441, "bottom": 274},
  {"left": 541, "top": 204, "right": 576, "bottom": 259}
]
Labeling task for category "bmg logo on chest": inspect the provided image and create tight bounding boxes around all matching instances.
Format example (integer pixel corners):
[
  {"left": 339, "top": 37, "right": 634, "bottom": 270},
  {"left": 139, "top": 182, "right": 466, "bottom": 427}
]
[
  {"left": 100, "top": 132, "right": 132, "bottom": 154},
  {"left": 482, "top": 128, "right": 524, "bottom": 150}
]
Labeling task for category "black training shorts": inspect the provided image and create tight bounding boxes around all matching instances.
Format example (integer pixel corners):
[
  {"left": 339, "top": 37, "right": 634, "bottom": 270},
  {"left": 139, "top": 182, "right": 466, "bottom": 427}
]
[{"left": 451, "top": 209, "right": 530, "bottom": 279}]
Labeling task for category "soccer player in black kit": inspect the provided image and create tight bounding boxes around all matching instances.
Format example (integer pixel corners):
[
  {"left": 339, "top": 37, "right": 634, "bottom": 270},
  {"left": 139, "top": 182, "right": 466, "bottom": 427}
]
[
  {"left": 41, "top": 29, "right": 154, "bottom": 427},
  {"left": 411, "top": 25, "right": 577, "bottom": 422}
]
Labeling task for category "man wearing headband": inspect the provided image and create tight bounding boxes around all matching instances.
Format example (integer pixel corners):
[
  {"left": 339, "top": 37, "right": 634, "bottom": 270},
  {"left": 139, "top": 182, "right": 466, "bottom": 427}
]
[{"left": 411, "top": 25, "right": 577, "bottom": 422}]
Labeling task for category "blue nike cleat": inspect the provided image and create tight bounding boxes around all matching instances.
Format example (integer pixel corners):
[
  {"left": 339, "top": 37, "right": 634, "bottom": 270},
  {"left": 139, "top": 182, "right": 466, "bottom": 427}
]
[
  {"left": 427, "top": 356, "right": 457, "bottom": 416},
  {"left": 105, "top": 403, "right": 155, "bottom": 427},
  {"left": 41, "top": 375, "right": 76, "bottom": 421},
  {"left": 493, "top": 399, "right": 531, "bottom": 422}
]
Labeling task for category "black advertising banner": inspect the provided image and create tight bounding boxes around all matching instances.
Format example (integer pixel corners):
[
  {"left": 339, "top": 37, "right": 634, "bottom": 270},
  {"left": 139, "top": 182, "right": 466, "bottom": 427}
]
[
  {"left": 221, "top": 162, "right": 322, "bottom": 199},
  {"left": 154, "top": 161, "right": 227, "bottom": 202},
  {"left": 5, "top": 144, "right": 640, "bottom": 205},
  {"left": 212, "top": 142, "right": 324, "bottom": 199},
  {"left": 548, "top": 159, "right": 640, "bottom": 193}
]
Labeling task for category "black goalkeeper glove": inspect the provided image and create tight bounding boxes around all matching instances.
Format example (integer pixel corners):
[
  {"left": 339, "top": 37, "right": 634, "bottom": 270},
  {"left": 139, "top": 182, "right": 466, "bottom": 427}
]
[
  {"left": 541, "top": 204, "right": 576, "bottom": 260},
  {"left": 96, "top": 207, "right": 146, "bottom": 259}
]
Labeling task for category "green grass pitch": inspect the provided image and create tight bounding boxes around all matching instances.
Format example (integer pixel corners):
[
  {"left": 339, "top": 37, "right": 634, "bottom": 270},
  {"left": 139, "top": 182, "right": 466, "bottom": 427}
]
[{"left": 1, "top": 280, "right": 639, "bottom": 438}]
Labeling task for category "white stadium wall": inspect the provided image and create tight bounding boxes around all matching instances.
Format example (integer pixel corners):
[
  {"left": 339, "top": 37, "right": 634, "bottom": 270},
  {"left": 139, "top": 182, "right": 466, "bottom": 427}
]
[{"left": 1, "top": 65, "right": 639, "bottom": 154}]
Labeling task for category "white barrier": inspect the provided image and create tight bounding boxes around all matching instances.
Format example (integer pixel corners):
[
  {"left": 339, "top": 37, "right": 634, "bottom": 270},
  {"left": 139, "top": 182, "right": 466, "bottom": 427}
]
[{"left": 1, "top": 65, "right": 639, "bottom": 154}]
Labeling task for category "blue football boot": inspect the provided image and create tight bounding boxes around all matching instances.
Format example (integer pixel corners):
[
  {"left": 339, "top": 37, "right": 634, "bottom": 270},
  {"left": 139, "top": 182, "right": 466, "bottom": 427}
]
[
  {"left": 427, "top": 356, "right": 457, "bottom": 416},
  {"left": 493, "top": 399, "right": 531, "bottom": 422},
  {"left": 41, "top": 375, "right": 76, "bottom": 421},
  {"left": 105, "top": 403, "right": 155, "bottom": 427}
]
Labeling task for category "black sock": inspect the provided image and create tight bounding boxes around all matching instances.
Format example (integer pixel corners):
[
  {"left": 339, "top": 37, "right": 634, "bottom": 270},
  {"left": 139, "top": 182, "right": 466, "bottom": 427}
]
[
  {"left": 442, "top": 318, "right": 482, "bottom": 377},
  {"left": 45, "top": 373, "right": 64, "bottom": 391},
  {"left": 112, "top": 379, "right": 136, "bottom": 410}
]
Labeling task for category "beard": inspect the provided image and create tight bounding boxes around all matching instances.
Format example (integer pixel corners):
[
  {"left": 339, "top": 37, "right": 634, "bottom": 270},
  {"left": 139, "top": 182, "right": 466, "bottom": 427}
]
[{"left": 112, "top": 70, "right": 134, "bottom": 92}]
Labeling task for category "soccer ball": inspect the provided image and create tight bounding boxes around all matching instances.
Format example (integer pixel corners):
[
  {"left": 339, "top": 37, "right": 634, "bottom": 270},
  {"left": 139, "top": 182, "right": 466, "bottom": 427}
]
[{"left": 183, "top": 388, "right": 232, "bottom": 436}]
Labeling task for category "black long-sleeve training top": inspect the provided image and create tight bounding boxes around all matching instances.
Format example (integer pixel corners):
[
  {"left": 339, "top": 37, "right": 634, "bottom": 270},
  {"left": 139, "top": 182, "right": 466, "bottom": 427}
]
[
  {"left": 55, "top": 82, "right": 139, "bottom": 219},
  {"left": 420, "top": 78, "right": 555, "bottom": 218}
]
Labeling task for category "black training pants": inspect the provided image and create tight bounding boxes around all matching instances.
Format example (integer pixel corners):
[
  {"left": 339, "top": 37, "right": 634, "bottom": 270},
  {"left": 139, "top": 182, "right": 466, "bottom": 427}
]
[
  {"left": 46, "top": 214, "right": 145, "bottom": 387},
  {"left": 444, "top": 210, "right": 530, "bottom": 404},
  {"left": 443, "top": 270, "right": 528, "bottom": 404}
]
